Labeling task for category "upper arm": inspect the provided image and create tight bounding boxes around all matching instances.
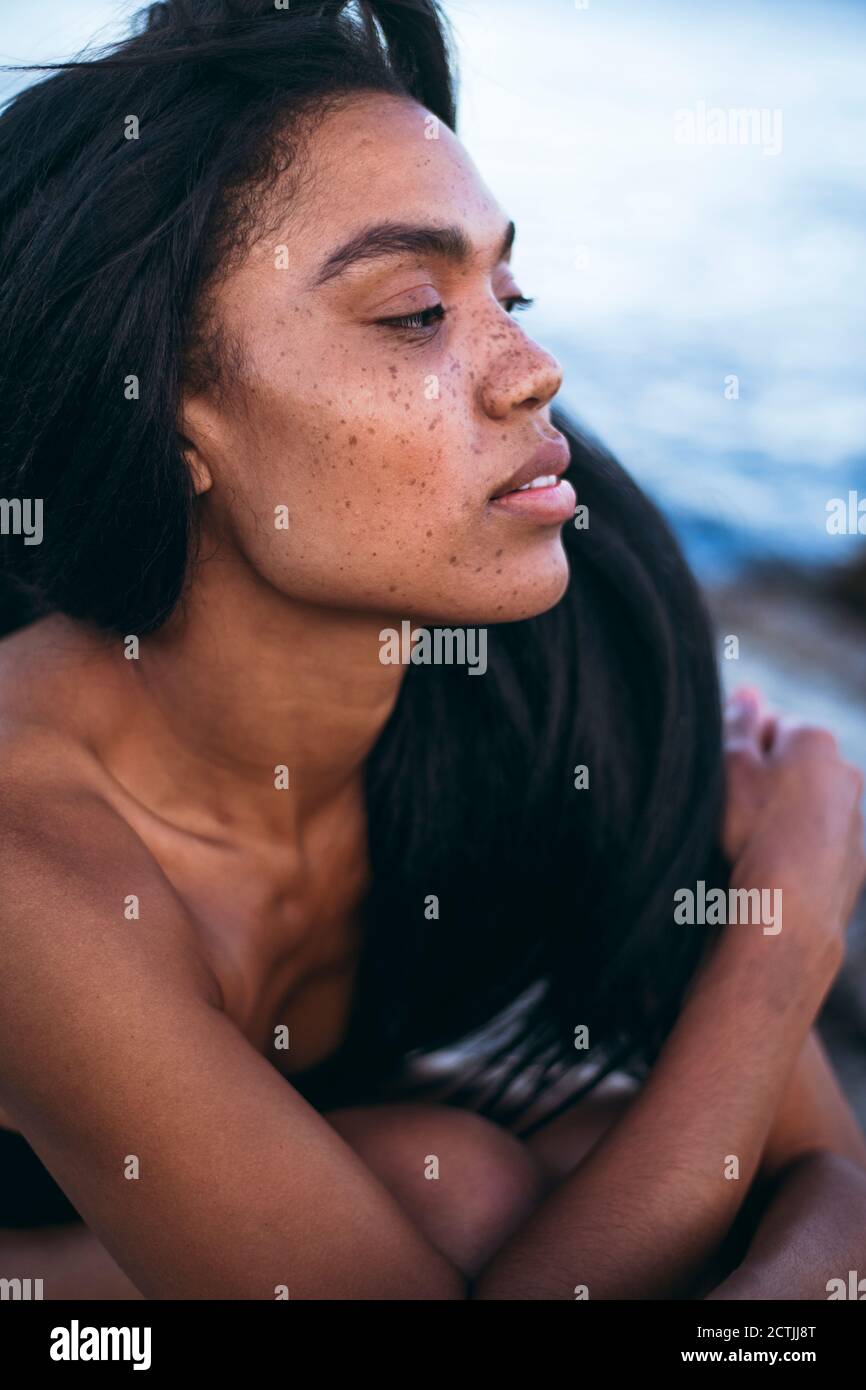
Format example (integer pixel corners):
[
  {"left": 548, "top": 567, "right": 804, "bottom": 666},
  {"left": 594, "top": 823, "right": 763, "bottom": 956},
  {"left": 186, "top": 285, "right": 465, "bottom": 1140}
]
[
  {"left": 0, "top": 777, "right": 464, "bottom": 1299},
  {"left": 759, "top": 1027, "right": 866, "bottom": 1181}
]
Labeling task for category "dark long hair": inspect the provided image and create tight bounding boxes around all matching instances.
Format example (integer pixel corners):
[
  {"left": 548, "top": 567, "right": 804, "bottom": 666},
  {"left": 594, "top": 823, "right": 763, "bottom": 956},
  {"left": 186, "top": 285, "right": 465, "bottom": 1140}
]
[{"left": 0, "top": 0, "right": 727, "bottom": 1137}]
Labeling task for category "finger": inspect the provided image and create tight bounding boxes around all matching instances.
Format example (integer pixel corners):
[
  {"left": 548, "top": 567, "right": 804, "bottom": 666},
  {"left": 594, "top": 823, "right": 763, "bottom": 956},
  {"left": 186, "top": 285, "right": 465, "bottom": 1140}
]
[
  {"left": 771, "top": 718, "right": 838, "bottom": 762},
  {"left": 723, "top": 686, "right": 764, "bottom": 747},
  {"left": 758, "top": 712, "right": 780, "bottom": 753}
]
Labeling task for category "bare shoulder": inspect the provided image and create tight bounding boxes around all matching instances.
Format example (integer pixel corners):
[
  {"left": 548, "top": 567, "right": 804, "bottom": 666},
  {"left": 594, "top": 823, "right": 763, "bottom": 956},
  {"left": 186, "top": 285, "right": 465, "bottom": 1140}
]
[
  {"left": 0, "top": 621, "right": 463, "bottom": 1297},
  {"left": 0, "top": 619, "right": 220, "bottom": 1014},
  {"left": 0, "top": 613, "right": 127, "bottom": 751}
]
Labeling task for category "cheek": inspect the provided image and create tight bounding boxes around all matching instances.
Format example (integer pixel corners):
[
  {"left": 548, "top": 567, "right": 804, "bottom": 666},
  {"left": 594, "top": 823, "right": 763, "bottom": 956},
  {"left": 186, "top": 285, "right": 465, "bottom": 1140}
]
[
  {"left": 215, "top": 392, "right": 463, "bottom": 600},
  {"left": 250, "top": 322, "right": 478, "bottom": 518},
  {"left": 215, "top": 344, "right": 555, "bottom": 616},
  {"left": 274, "top": 375, "right": 471, "bottom": 538}
]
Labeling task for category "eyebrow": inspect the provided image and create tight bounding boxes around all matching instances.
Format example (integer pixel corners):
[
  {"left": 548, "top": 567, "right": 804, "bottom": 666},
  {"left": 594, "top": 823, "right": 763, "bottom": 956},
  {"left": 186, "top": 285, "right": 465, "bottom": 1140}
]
[{"left": 309, "top": 218, "right": 516, "bottom": 288}]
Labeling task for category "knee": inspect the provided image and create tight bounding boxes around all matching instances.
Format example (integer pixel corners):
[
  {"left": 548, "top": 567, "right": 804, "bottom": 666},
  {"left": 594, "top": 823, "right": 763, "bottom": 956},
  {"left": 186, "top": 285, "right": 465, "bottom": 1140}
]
[{"left": 325, "top": 1102, "right": 546, "bottom": 1281}]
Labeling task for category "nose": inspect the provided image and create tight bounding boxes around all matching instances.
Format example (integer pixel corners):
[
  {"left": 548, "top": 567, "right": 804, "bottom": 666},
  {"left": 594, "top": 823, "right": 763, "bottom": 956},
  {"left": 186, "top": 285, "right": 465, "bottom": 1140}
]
[{"left": 479, "top": 322, "right": 564, "bottom": 421}]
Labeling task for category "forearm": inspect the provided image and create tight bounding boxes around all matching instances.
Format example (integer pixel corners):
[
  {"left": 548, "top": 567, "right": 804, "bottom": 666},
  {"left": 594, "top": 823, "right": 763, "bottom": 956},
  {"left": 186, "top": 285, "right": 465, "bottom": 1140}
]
[
  {"left": 706, "top": 1150, "right": 866, "bottom": 1300},
  {"left": 473, "top": 931, "right": 831, "bottom": 1300},
  {"left": 0, "top": 1223, "right": 146, "bottom": 1300}
]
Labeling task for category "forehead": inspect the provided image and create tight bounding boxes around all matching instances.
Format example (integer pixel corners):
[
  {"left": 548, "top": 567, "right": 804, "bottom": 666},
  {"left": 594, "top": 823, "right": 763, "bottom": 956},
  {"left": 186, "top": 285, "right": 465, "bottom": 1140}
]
[{"left": 258, "top": 91, "right": 507, "bottom": 279}]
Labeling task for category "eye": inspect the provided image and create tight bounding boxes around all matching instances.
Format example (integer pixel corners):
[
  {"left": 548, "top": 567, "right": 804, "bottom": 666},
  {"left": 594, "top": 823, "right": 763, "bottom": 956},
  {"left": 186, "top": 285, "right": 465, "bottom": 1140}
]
[
  {"left": 378, "top": 302, "right": 447, "bottom": 332},
  {"left": 502, "top": 294, "right": 535, "bottom": 314},
  {"left": 377, "top": 294, "right": 536, "bottom": 334}
]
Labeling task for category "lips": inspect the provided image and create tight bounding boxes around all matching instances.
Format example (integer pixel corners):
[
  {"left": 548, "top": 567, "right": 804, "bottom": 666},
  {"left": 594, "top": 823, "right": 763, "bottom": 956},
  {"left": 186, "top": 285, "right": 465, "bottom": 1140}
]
[{"left": 490, "top": 432, "right": 572, "bottom": 500}]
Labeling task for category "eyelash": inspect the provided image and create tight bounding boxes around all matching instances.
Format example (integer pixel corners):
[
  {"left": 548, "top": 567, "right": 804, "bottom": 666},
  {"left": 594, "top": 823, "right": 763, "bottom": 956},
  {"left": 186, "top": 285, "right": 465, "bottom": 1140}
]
[{"left": 378, "top": 294, "right": 535, "bottom": 334}]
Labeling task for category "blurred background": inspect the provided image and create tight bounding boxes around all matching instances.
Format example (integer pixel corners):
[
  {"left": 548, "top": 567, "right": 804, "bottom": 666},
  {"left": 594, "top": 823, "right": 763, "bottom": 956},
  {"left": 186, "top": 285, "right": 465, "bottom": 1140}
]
[
  {"left": 2, "top": 0, "right": 865, "bottom": 1114},
  {"left": 452, "top": 0, "right": 866, "bottom": 1120}
]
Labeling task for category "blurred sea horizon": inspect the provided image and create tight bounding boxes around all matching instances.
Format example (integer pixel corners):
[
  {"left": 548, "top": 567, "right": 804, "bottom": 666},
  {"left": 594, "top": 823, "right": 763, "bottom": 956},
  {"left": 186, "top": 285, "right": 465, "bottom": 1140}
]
[{"left": 451, "top": 0, "right": 866, "bottom": 582}]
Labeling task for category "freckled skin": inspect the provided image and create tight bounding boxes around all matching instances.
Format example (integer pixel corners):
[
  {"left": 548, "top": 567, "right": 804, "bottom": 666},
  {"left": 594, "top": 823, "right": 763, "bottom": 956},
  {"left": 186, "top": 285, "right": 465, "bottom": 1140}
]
[
  {"left": 0, "top": 94, "right": 596, "bottom": 1294},
  {"left": 181, "top": 91, "right": 569, "bottom": 626}
]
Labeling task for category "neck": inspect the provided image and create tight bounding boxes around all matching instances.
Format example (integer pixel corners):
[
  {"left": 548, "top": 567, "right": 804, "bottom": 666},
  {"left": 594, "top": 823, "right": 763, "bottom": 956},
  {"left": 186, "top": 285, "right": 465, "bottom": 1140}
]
[{"left": 114, "top": 548, "right": 405, "bottom": 844}]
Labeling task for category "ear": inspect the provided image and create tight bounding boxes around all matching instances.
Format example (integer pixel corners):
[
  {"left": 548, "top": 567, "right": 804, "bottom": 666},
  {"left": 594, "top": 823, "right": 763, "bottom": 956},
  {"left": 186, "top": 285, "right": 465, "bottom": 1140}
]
[
  {"left": 181, "top": 438, "right": 213, "bottom": 497},
  {"left": 177, "top": 393, "right": 215, "bottom": 497}
]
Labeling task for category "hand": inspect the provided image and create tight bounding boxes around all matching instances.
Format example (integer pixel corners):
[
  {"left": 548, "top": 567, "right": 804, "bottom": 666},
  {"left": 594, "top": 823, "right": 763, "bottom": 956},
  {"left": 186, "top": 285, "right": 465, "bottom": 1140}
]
[{"left": 721, "top": 686, "right": 866, "bottom": 981}]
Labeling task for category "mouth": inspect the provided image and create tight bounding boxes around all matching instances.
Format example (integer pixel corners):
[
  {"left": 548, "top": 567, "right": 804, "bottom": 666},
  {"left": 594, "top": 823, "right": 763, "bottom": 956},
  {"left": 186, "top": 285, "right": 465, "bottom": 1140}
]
[{"left": 488, "top": 431, "right": 577, "bottom": 523}]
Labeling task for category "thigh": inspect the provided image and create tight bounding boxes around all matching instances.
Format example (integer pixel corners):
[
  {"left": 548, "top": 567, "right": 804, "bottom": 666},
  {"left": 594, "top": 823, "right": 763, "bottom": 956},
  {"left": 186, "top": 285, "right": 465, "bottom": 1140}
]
[{"left": 324, "top": 1102, "right": 546, "bottom": 1281}]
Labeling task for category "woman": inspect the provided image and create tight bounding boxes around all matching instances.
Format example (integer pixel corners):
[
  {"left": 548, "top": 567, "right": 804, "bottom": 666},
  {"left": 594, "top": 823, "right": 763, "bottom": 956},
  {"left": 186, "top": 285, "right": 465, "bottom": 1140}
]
[{"left": 0, "top": 0, "right": 864, "bottom": 1301}]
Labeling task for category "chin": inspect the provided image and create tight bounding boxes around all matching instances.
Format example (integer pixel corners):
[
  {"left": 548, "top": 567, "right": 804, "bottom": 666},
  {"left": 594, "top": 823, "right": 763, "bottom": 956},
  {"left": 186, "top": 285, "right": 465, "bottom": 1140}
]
[
  {"left": 494, "top": 540, "right": 571, "bottom": 623},
  {"left": 423, "top": 543, "right": 571, "bottom": 626}
]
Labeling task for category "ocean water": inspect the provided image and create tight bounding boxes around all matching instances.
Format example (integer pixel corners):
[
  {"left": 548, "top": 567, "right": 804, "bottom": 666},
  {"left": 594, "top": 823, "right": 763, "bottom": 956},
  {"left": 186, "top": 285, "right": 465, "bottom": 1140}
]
[
  {"left": 2, "top": 0, "right": 865, "bottom": 580},
  {"left": 452, "top": 0, "right": 866, "bottom": 579}
]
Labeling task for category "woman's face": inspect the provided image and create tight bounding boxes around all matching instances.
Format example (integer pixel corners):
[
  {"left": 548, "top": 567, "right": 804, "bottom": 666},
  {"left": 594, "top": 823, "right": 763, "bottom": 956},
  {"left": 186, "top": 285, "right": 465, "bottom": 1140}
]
[{"left": 184, "top": 90, "right": 575, "bottom": 625}]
